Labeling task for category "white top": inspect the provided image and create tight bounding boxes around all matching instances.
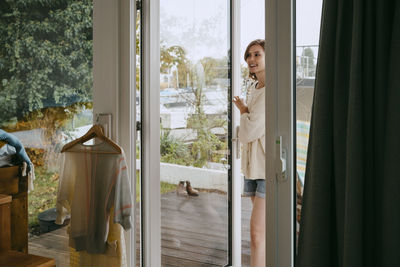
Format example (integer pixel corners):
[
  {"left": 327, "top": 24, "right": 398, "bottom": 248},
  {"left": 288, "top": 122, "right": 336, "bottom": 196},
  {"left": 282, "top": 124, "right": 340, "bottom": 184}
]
[
  {"left": 56, "top": 142, "right": 133, "bottom": 254},
  {"left": 239, "top": 82, "right": 265, "bottom": 179}
]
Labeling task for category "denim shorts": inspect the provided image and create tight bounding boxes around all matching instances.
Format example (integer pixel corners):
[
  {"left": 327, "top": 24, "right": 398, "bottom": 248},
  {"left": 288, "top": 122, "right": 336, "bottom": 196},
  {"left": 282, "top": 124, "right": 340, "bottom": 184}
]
[{"left": 243, "top": 178, "right": 266, "bottom": 198}]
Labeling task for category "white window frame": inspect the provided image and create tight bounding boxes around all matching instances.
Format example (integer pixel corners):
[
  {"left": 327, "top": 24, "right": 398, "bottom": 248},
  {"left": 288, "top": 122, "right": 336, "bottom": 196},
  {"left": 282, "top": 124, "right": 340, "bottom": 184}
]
[
  {"left": 141, "top": 0, "right": 161, "bottom": 266},
  {"left": 265, "top": 0, "right": 295, "bottom": 266},
  {"left": 141, "top": 0, "right": 240, "bottom": 265},
  {"left": 93, "top": 0, "right": 136, "bottom": 266},
  {"left": 231, "top": 0, "right": 242, "bottom": 265}
]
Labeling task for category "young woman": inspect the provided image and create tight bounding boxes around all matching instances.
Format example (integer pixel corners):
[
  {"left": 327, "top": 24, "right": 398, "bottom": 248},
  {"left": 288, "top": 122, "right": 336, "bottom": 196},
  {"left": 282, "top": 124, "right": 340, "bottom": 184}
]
[{"left": 233, "top": 39, "right": 266, "bottom": 267}]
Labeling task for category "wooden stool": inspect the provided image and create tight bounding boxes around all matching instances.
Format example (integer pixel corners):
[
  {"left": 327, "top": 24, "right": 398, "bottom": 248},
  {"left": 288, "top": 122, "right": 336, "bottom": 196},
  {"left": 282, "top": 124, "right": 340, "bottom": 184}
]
[
  {"left": 0, "top": 166, "right": 28, "bottom": 253},
  {"left": 0, "top": 250, "right": 55, "bottom": 267},
  {"left": 0, "top": 194, "right": 55, "bottom": 266},
  {"left": 0, "top": 194, "right": 12, "bottom": 252}
]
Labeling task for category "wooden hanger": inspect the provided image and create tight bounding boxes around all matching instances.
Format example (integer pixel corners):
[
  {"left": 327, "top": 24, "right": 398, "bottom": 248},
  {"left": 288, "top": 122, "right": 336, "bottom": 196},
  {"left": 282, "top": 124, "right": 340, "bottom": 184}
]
[{"left": 61, "top": 124, "right": 122, "bottom": 154}]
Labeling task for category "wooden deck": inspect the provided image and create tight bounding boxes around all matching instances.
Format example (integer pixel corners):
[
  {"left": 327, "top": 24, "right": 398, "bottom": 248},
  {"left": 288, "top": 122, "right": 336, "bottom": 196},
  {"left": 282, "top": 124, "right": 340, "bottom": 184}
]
[
  {"left": 28, "top": 227, "right": 69, "bottom": 267},
  {"left": 29, "top": 192, "right": 252, "bottom": 267}
]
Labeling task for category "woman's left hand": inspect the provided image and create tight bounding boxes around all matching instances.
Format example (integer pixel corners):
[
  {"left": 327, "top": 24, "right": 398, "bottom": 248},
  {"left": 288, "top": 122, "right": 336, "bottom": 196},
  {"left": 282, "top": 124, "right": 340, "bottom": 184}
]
[{"left": 233, "top": 96, "right": 249, "bottom": 114}]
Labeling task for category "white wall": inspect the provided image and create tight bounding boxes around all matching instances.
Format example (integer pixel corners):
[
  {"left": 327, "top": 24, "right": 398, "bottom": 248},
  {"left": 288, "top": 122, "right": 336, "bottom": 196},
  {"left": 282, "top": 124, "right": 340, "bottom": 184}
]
[{"left": 93, "top": 0, "right": 135, "bottom": 265}]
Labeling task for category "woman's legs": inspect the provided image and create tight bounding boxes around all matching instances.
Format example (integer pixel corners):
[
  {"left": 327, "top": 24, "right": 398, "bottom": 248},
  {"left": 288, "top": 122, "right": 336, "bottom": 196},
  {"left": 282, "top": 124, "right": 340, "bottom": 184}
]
[{"left": 250, "top": 196, "right": 265, "bottom": 267}]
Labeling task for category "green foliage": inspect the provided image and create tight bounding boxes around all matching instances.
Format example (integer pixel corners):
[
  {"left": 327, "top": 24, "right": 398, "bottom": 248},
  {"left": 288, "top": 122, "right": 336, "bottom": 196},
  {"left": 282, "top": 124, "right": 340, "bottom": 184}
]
[
  {"left": 159, "top": 48, "right": 229, "bottom": 168},
  {"left": 161, "top": 108, "right": 227, "bottom": 168},
  {"left": 160, "top": 130, "right": 193, "bottom": 165},
  {"left": 160, "top": 181, "right": 177, "bottom": 194},
  {"left": 191, "top": 132, "right": 226, "bottom": 167},
  {"left": 135, "top": 171, "right": 176, "bottom": 203},
  {"left": 136, "top": 139, "right": 140, "bottom": 159},
  {"left": 160, "top": 43, "right": 229, "bottom": 89},
  {"left": 0, "top": 0, "right": 93, "bottom": 122},
  {"left": 28, "top": 166, "right": 58, "bottom": 232},
  {"left": 160, "top": 126, "right": 226, "bottom": 168},
  {"left": 160, "top": 44, "right": 186, "bottom": 73},
  {"left": 200, "top": 56, "right": 229, "bottom": 86},
  {"left": 187, "top": 112, "right": 227, "bottom": 167},
  {"left": 72, "top": 108, "right": 92, "bottom": 127},
  {"left": 160, "top": 43, "right": 191, "bottom": 88}
]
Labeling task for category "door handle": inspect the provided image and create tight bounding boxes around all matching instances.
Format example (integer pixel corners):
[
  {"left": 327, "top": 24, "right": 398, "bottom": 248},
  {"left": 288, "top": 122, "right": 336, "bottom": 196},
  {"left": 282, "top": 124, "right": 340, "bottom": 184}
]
[
  {"left": 276, "top": 136, "right": 287, "bottom": 182},
  {"left": 231, "top": 126, "right": 240, "bottom": 159}
]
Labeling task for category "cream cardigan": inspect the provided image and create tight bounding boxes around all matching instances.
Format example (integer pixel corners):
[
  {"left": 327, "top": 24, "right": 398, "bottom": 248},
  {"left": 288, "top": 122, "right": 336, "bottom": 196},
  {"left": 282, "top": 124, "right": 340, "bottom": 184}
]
[{"left": 239, "top": 83, "right": 265, "bottom": 180}]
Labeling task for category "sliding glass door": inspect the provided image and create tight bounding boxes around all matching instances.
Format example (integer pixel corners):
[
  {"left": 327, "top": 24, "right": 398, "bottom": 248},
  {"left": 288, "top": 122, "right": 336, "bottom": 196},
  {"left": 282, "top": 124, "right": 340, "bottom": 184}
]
[
  {"left": 140, "top": 0, "right": 243, "bottom": 266},
  {"left": 139, "top": 0, "right": 296, "bottom": 266},
  {"left": 265, "top": 0, "right": 295, "bottom": 265}
]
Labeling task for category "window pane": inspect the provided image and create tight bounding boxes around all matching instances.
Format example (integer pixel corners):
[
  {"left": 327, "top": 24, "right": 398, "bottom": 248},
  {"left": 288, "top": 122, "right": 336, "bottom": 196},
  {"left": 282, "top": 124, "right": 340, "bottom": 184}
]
[
  {"left": 160, "top": 0, "right": 230, "bottom": 265},
  {"left": 296, "top": 0, "right": 323, "bottom": 250},
  {"left": 241, "top": 0, "right": 265, "bottom": 265},
  {"left": 0, "top": 1, "right": 93, "bottom": 265}
]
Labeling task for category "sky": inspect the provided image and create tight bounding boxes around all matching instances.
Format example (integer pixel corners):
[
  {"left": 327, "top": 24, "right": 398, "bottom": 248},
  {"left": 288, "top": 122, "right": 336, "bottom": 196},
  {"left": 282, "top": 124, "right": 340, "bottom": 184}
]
[{"left": 160, "top": 0, "right": 323, "bottom": 63}]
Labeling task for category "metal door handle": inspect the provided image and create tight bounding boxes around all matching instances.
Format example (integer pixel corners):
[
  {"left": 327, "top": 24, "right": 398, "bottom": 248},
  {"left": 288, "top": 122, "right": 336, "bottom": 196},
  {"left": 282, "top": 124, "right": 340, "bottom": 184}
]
[
  {"left": 275, "top": 136, "right": 287, "bottom": 182},
  {"left": 231, "top": 126, "right": 240, "bottom": 159}
]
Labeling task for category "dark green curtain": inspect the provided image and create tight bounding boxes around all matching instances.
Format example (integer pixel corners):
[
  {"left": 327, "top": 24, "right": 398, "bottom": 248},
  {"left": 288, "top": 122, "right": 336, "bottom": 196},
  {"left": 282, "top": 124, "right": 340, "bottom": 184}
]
[{"left": 297, "top": 0, "right": 400, "bottom": 266}]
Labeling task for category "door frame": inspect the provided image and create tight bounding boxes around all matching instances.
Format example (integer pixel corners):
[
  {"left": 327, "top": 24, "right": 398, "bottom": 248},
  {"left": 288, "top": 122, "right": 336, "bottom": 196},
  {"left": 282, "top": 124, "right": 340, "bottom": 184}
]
[
  {"left": 93, "top": 0, "right": 136, "bottom": 266},
  {"left": 141, "top": 0, "right": 241, "bottom": 265},
  {"left": 265, "top": 0, "right": 295, "bottom": 266},
  {"left": 231, "top": 0, "right": 242, "bottom": 265},
  {"left": 140, "top": 0, "right": 161, "bottom": 266}
]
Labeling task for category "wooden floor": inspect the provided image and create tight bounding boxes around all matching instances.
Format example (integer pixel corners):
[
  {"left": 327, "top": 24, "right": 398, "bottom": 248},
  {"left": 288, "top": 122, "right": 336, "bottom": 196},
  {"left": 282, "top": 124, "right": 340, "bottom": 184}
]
[
  {"left": 29, "top": 227, "right": 69, "bottom": 267},
  {"left": 29, "top": 192, "right": 252, "bottom": 267}
]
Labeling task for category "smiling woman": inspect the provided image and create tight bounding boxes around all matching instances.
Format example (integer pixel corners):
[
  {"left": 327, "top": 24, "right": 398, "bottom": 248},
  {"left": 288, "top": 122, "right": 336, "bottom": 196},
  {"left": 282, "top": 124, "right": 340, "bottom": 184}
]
[
  {"left": 233, "top": 39, "right": 266, "bottom": 267},
  {"left": 244, "top": 39, "right": 266, "bottom": 86}
]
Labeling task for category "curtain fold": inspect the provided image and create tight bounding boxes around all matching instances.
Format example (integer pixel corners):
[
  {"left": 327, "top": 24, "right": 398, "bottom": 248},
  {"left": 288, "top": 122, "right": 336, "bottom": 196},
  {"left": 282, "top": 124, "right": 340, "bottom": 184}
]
[{"left": 297, "top": 0, "right": 400, "bottom": 266}]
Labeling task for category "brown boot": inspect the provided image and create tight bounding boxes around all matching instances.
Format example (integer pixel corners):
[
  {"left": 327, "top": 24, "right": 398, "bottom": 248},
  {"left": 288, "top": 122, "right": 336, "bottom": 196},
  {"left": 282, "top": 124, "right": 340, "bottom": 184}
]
[
  {"left": 186, "top": 181, "right": 199, "bottom": 196},
  {"left": 176, "top": 181, "right": 188, "bottom": 196}
]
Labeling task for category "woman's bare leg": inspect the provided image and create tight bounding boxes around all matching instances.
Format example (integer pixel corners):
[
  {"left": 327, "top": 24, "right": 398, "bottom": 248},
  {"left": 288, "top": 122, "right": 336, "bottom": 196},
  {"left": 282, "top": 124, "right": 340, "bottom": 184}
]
[{"left": 250, "top": 196, "right": 265, "bottom": 267}]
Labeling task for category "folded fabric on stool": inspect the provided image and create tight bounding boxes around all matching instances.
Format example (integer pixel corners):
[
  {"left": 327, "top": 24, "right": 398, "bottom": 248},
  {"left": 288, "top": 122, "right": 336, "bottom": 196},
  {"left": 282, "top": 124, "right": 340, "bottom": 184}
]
[{"left": 0, "top": 129, "right": 32, "bottom": 171}]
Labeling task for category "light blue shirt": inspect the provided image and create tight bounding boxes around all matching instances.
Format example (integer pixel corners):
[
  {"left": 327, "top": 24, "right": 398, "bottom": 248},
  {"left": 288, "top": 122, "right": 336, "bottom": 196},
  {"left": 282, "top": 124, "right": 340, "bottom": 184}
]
[{"left": 0, "top": 129, "right": 32, "bottom": 171}]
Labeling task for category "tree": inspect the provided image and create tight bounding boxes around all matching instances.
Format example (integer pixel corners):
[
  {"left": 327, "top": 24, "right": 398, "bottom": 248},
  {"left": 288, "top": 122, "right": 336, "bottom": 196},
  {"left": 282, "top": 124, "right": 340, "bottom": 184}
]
[
  {"left": 0, "top": 0, "right": 93, "bottom": 122},
  {"left": 160, "top": 43, "right": 191, "bottom": 88},
  {"left": 185, "top": 62, "right": 227, "bottom": 167},
  {"left": 159, "top": 42, "right": 229, "bottom": 167},
  {"left": 200, "top": 56, "right": 229, "bottom": 87}
]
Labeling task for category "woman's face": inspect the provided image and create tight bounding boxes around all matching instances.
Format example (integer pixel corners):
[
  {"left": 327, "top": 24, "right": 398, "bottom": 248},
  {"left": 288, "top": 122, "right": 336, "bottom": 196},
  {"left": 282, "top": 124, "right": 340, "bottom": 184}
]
[{"left": 246, "top": 44, "right": 265, "bottom": 77}]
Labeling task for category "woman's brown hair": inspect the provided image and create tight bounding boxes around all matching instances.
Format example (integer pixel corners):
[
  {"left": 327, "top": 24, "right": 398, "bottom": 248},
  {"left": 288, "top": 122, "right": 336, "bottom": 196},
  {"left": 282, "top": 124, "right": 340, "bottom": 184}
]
[{"left": 244, "top": 39, "right": 265, "bottom": 80}]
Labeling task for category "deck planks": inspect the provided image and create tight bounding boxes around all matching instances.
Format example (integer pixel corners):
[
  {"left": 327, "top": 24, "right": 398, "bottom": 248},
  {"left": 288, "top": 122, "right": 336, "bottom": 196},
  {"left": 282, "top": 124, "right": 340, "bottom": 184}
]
[
  {"left": 28, "top": 227, "right": 69, "bottom": 267},
  {"left": 29, "top": 192, "right": 253, "bottom": 267}
]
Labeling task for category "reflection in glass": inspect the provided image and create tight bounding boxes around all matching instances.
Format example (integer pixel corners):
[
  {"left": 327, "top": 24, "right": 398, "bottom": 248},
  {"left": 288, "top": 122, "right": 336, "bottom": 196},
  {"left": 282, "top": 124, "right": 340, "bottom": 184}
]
[{"left": 0, "top": 1, "right": 93, "bottom": 266}]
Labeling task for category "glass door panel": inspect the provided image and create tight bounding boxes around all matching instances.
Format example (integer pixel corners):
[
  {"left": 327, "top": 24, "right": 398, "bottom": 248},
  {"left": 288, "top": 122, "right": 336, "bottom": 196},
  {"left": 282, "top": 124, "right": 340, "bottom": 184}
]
[
  {"left": 159, "top": 0, "right": 230, "bottom": 265},
  {"left": 240, "top": 1, "right": 265, "bottom": 266},
  {"left": 0, "top": 1, "right": 93, "bottom": 266},
  {"left": 295, "top": 0, "right": 323, "bottom": 250}
]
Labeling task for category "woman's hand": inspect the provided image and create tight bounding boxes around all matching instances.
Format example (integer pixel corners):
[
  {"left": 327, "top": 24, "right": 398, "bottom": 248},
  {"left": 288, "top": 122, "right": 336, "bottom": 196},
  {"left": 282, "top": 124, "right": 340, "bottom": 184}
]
[{"left": 233, "top": 96, "right": 249, "bottom": 114}]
